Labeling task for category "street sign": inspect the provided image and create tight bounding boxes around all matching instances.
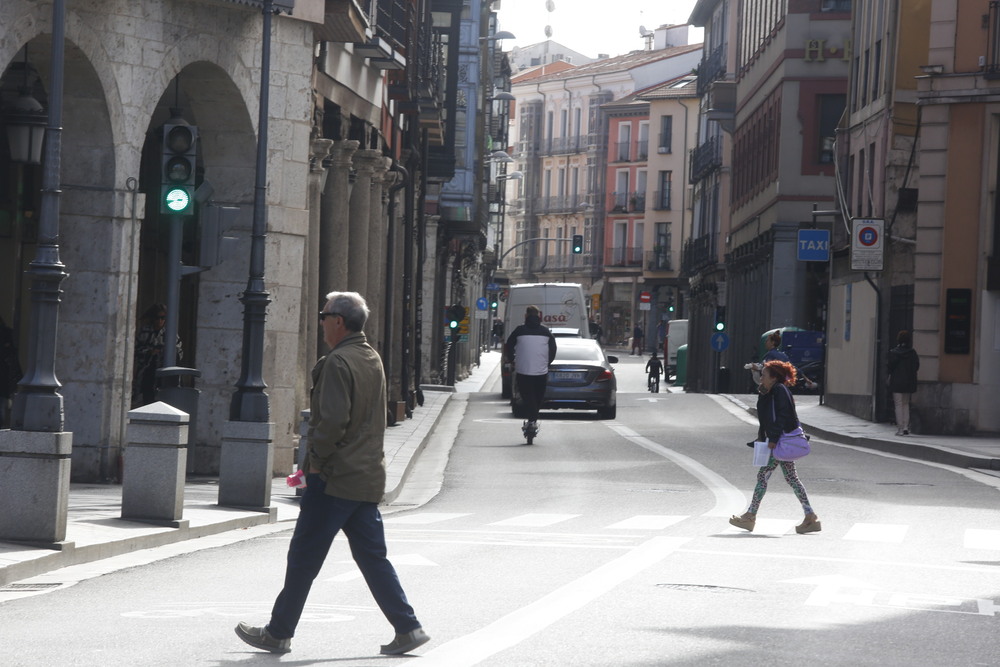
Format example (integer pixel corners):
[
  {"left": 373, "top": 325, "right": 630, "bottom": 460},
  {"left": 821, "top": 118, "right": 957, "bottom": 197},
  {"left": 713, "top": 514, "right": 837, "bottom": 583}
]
[
  {"left": 851, "top": 218, "right": 884, "bottom": 271},
  {"left": 710, "top": 331, "right": 730, "bottom": 352},
  {"left": 798, "top": 229, "right": 830, "bottom": 262},
  {"left": 476, "top": 297, "right": 488, "bottom": 311},
  {"left": 639, "top": 291, "right": 651, "bottom": 303}
]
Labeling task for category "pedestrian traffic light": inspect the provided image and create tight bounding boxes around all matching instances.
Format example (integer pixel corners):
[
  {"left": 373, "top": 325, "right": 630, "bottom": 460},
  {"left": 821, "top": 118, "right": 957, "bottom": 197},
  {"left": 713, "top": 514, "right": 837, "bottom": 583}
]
[
  {"left": 714, "top": 307, "right": 726, "bottom": 332},
  {"left": 161, "top": 121, "right": 198, "bottom": 216},
  {"left": 572, "top": 234, "right": 583, "bottom": 254},
  {"left": 490, "top": 295, "right": 499, "bottom": 311}
]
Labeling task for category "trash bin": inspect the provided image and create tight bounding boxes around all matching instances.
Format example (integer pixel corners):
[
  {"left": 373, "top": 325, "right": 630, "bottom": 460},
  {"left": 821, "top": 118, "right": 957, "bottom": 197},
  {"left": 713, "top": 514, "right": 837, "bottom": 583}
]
[
  {"left": 673, "top": 344, "right": 687, "bottom": 387},
  {"left": 155, "top": 366, "right": 201, "bottom": 472}
]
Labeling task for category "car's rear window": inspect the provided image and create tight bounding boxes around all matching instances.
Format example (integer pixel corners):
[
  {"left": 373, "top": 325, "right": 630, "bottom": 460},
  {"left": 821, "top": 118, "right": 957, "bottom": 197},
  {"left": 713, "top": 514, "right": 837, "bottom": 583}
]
[{"left": 553, "top": 343, "right": 604, "bottom": 362}]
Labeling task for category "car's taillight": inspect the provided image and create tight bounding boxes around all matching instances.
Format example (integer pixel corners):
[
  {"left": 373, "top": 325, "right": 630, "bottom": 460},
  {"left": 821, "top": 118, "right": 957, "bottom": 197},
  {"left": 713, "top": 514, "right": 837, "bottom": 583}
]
[{"left": 596, "top": 369, "right": 613, "bottom": 382}]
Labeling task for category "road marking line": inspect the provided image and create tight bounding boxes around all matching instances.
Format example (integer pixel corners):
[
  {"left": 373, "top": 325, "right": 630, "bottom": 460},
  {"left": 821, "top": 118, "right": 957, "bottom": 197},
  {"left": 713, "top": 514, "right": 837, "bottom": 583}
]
[
  {"left": 489, "top": 513, "right": 580, "bottom": 527},
  {"left": 843, "top": 522, "right": 908, "bottom": 543},
  {"left": 606, "top": 515, "right": 688, "bottom": 530},
  {"left": 413, "top": 536, "right": 691, "bottom": 666},
  {"left": 964, "top": 528, "right": 1000, "bottom": 550},
  {"left": 681, "top": 547, "right": 998, "bottom": 574},
  {"left": 384, "top": 513, "right": 471, "bottom": 525},
  {"left": 604, "top": 422, "right": 746, "bottom": 517}
]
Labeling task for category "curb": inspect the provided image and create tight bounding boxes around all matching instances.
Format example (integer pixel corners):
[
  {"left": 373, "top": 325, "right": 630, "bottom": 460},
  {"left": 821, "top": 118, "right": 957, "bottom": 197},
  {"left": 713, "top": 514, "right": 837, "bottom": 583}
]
[{"left": 719, "top": 393, "right": 1000, "bottom": 471}]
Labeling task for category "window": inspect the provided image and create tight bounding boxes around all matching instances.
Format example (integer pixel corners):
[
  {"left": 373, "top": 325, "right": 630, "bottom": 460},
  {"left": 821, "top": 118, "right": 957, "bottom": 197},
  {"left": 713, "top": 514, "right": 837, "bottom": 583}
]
[
  {"left": 817, "top": 94, "right": 845, "bottom": 164},
  {"left": 659, "top": 116, "right": 673, "bottom": 153},
  {"left": 821, "top": 0, "right": 851, "bottom": 12},
  {"left": 656, "top": 171, "right": 672, "bottom": 209}
]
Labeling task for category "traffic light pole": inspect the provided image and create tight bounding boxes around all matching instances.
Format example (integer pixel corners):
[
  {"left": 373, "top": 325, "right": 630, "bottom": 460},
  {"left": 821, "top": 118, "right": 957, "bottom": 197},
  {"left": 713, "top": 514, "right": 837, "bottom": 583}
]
[{"left": 162, "top": 215, "right": 183, "bottom": 368}]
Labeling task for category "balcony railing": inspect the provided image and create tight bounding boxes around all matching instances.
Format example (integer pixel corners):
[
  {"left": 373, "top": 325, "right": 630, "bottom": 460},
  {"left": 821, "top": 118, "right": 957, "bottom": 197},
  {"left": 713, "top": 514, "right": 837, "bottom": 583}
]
[
  {"left": 536, "top": 194, "right": 589, "bottom": 214},
  {"left": 607, "top": 192, "right": 645, "bottom": 213},
  {"left": 539, "top": 135, "right": 586, "bottom": 155},
  {"left": 651, "top": 188, "right": 671, "bottom": 210},
  {"left": 614, "top": 141, "right": 631, "bottom": 162},
  {"left": 636, "top": 140, "right": 649, "bottom": 160},
  {"left": 696, "top": 43, "right": 726, "bottom": 96},
  {"left": 682, "top": 233, "right": 718, "bottom": 274},
  {"left": 689, "top": 136, "right": 722, "bottom": 184},
  {"left": 605, "top": 246, "right": 644, "bottom": 268},
  {"left": 645, "top": 250, "right": 672, "bottom": 271}
]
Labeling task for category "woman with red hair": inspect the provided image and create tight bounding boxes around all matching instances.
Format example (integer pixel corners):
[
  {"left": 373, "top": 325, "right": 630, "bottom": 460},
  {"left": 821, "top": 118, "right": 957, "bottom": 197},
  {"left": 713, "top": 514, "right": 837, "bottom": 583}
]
[{"left": 730, "top": 360, "right": 821, "bottom": 534}]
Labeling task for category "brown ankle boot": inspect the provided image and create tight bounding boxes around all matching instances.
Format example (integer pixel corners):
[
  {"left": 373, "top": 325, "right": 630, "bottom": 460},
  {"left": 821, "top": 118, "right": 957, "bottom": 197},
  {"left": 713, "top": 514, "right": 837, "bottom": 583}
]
[
  {"left": 796, "top": 513, "right": 821, "bottom": 534},
  {"left": 728, "top": 512, "right": 756, "bottom": 532}
]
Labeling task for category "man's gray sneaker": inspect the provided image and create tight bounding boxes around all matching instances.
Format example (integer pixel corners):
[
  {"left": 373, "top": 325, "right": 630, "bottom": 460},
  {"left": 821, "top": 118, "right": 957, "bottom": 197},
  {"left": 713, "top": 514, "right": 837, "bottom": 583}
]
[
  {"left": 380, "top": 627, "right": 430, "bottom": 655},
  {"left": 235, "top": 622, "right": 291, "bottom": 654}
]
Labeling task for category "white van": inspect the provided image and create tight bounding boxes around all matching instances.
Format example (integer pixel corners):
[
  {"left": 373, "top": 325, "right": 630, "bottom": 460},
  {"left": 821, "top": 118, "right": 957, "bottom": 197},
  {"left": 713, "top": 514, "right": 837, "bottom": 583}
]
[
  {"left": 663, "top": 319, "right": 688, "bottom": 374},
  {"left": 501, "top": 283, "right": 589, "bottom": 397}
]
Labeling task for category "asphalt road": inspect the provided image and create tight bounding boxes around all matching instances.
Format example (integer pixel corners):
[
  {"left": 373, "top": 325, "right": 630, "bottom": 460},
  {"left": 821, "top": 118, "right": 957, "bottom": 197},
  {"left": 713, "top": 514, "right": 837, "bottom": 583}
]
[{"left": 1, "top": 355, "right": 998, "bottom": 666}]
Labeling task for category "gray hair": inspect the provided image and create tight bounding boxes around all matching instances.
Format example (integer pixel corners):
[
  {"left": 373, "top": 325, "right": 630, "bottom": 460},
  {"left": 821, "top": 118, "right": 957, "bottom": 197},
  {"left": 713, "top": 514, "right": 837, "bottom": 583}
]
[{"left": 324, "top": 291, "right": 369, "bottom": 332}]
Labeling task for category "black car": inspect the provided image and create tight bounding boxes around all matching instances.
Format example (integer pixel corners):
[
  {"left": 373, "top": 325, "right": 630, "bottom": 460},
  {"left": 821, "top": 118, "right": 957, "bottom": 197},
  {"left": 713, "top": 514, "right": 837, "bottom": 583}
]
[{"left": 511, "top": 337, "right": 618, "bottom": 419}]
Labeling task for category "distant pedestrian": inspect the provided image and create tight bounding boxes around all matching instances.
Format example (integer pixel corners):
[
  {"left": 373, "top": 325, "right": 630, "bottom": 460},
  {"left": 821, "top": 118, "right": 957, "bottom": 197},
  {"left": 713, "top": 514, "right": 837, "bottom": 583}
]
[
  {"left": 131, "top": 304, "right": 182, "bottom": 407},
  {"left": 505, "top": 305, "right": 557, "bottom": 434},
  {"left": 589, "top": 319, "right": 602, "bottom": 345},
  {"left": 631, "top": 324, "right": 644, "bottom": 356},
  {"left": 887, "top": 330, "right": 920, "bottom": 436},
  {"left": 491, "top": 318, "right": 504, "bottom": 349},
  {"left": 730, "top": 360, "right": 821, "bottom": 535},
  {"left": 746, "top": 331, "right": 816, "bottom": 390},
  {"left": 236, "top": 291, "right": 429, "bottom": 657}
]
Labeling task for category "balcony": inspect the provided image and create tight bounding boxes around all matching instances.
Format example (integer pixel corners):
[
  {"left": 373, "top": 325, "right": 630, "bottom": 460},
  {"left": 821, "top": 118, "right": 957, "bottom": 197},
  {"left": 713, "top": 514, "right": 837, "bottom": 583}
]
[
  {"left": 696, "top": 43, "right": 726, "bottom": 96},
  {"left": 651, "top": 188, "right": 671, "bottom": 210},
  {"left": 607, "top": 192, "right": 645, "bottom": 213},
  {"left": 314, "top": 0, "right": 371, "bottom": 43},
  {"left": 614, "top": 141, "right": 631, "bottom": 162},
  {"left": 645, "top": 250, "right": 672, "bottom": 271},
  {"left": 682, "top": 233, "right": 718, "bottom": 274},
  {"left": 689, "top": 136, "right": 722, "bottom": 184},
  {"left": 538, "top": 135, "right": 585, "bottom": 155},
  {"left": 537, "top": 194, "right": 589, "bottom": 214},
  {"left": 636, "top": 139, "right": 649, "bottom": 160},
  {"left": 605, "top": 246, "right": 644, "bottom": 268}
]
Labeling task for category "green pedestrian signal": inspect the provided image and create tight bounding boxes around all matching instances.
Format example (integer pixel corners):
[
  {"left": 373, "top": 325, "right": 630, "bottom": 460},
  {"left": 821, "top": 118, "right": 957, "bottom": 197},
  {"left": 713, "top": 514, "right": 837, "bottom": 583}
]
[{"left": 161, "top": 121, "right": 198, "bottom": 216}]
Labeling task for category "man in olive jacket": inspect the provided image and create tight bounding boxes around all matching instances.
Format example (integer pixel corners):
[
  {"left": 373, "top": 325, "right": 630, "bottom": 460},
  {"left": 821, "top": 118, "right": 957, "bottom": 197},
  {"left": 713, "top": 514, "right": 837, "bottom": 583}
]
[{"left": 236, "top": 292, "right": 429, "bottom": 657}]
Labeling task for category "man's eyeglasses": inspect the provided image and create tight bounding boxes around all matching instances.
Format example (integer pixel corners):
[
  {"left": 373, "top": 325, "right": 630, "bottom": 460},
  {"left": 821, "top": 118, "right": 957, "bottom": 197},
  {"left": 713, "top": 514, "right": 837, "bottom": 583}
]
[{"left": 319, "top": 311, "right": 341, "bottom": 321}]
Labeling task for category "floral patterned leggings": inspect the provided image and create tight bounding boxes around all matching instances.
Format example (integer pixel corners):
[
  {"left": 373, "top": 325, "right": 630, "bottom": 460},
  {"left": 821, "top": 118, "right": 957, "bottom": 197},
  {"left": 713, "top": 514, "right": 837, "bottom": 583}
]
[{"left": 747, "top": 455, "right": 814, "bottom": 515}]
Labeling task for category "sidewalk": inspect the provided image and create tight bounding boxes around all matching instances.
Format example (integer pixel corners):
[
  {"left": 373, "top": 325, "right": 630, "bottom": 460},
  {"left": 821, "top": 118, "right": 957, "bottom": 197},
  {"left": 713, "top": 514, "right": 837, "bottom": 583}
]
[
  {"left": 0, "top": 352, "right": 503, "bottom": 588},
  {"left": 720, "top": 393, "right": 1000, "bottom": 474}
]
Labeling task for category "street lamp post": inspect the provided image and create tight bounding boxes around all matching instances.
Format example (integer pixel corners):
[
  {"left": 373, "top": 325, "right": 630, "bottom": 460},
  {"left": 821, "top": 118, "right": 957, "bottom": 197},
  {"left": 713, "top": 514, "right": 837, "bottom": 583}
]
[
  {"left": 230, "top": 0, "right": 277, "bottom": 423},
  {"left": 11, "top": 0, "right": 68, "bottom": 433},
  {"left": 0, "top": 0, "right": 72, "bottom": 546}
]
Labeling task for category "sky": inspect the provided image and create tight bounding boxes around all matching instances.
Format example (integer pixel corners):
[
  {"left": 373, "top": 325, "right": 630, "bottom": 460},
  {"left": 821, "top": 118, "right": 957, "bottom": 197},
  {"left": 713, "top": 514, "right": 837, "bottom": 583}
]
[{"left": 495, "top": 0, "right": 703, "bottom": 59}]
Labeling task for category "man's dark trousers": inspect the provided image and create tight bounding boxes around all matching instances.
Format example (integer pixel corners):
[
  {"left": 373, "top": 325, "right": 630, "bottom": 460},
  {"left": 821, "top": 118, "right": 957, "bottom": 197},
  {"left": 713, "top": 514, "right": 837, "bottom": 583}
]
[
  {"left": 516, "top": 373, "right": 548, "bottom": 421},
  {"left": 267, "top": 474, "right": 420, "bottom": 639}
]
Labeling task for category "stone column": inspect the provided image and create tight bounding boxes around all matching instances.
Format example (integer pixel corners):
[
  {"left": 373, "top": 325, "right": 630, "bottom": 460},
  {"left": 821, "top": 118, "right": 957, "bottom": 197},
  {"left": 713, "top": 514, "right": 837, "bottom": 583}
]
[
  {"left": 0, "top": 430, "right": 72, "bottom": 544},
  {"left": 366, "top": 157, "right": 391, "bottom": 346},
  {"left": 348, "top": 150, "right": 383, "bottom": 296},
  {"left": 304, "top": 138, "right": 333, "bottom": 392},
  {"left": 121, "top": 402, "right": 189, "bottom": 527},
  {"left": 321, "top": 140, "right": 359, "bottom": 302},
  {"left": 420, "top": 215, "right": 441, "bottom": 384}
]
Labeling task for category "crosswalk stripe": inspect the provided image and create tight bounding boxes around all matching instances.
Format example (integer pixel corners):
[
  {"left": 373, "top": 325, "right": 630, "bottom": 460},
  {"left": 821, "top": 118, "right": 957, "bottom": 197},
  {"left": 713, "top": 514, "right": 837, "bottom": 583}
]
[
  {"left": 385, "top": 513, "right": 471, "bottom": 525},
  {"left": 843, "top": 523, "right": 908, "bottom": 543},
  {"left": 964, "top": 528, "right": 1000, "bottom": 550},
  {"left": 489, "top": 513, "right": 580, "bottom": 527},
  {"left": 606, "top": 515, "right": 688, "bottom": 530},
  {"left": 724, "top": 518, "right": 798, "bottom": 536}
]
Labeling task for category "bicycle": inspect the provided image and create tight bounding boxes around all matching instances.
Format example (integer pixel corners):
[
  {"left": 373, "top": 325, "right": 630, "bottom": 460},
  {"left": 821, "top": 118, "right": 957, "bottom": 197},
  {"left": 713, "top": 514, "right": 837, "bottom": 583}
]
[{"left": 647, "top": 373, "right": 660, "bottom": 393}]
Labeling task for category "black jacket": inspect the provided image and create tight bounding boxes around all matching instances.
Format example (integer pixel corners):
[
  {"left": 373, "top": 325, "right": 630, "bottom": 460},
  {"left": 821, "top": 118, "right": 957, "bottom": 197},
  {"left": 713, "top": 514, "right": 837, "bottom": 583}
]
[
  {"left": 757, "top": 383, "right": 800, "bottom": 443},
  {"left": 887, "top": 345, "right": 919, "bottom": 394}
]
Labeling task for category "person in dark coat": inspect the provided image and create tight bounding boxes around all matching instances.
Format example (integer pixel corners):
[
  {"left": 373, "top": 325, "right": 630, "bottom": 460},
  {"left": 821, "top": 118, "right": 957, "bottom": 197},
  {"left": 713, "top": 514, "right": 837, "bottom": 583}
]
[{"left": 887, "top": 330, "right": 920, "bottom": 435}]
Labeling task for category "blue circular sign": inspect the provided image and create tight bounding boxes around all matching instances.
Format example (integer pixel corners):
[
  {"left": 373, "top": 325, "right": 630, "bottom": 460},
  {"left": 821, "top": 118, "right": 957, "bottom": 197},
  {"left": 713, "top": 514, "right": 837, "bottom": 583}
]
[
  {"left": 710, "top": 332, "right": 730, "bottom": 352},
  {"left": 476, "top": 297, "right": 489, "bottom": 311},
  {"left": 858, "top": 226, "right": 878, "bottom": 246}
]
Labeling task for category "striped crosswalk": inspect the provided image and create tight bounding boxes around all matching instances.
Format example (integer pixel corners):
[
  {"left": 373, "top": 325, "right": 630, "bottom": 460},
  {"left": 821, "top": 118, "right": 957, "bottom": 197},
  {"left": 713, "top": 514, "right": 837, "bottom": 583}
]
[{"left": 384, "top": 512, "right": 1000, "bottom": 549}]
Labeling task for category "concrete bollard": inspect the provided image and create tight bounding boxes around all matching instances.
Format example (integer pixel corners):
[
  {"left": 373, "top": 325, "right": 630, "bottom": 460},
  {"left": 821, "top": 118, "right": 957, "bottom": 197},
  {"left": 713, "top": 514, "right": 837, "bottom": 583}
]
[
  {"left": 218, "top": 420, "right": 275, "bottom": 512},
  {"left": 0, "top": 430, "right": 73, "bottom": 545},
  {"left": 121, "top": 402, "right": 189, "bottom": 527}
]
